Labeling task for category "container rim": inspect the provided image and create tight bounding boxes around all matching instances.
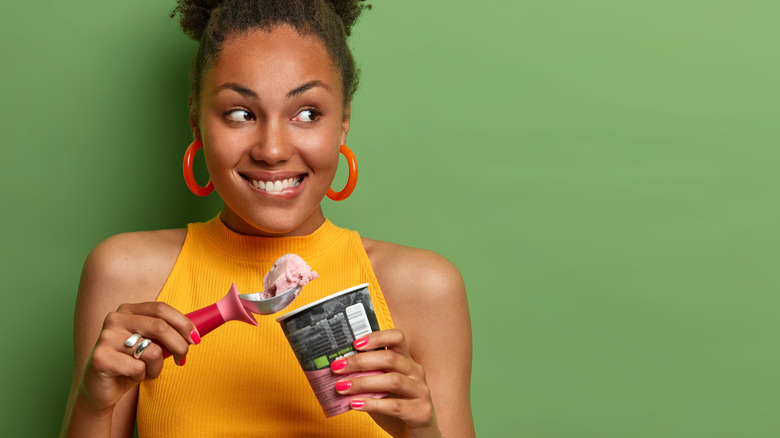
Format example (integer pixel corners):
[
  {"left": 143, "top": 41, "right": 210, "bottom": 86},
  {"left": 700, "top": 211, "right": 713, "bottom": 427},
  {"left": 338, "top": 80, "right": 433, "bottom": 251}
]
[{"left": 275, "top": 283, "right": 370, "bottom": 323}]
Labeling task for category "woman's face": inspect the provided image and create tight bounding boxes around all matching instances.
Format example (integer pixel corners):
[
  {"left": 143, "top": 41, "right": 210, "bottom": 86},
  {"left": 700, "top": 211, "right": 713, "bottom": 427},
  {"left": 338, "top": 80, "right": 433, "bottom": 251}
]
[{"left": 194, "top": 25, "right": 349, "bottom": 236}]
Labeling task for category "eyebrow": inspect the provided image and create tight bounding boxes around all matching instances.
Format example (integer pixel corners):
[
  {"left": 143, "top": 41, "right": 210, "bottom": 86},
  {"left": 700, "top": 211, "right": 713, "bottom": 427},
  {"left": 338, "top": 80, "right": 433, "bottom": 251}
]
[
  {"left": 215, "top": 80, "right": 332, "bottom": 100},
  {"left": 215, "top": 82, "right": 258, "bottom": 98},
  {"left": 287, "top": 80, "right": 332, "bottom": 99}
]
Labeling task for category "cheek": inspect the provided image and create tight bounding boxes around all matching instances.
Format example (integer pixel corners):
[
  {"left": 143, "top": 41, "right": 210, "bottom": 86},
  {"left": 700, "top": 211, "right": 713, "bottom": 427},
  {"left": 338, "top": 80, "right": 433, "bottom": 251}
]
[
  {"left": 200, "top": 133, "right": 242, "bottom": 183},
  {"left": 301, "top": 142, "right": 340, "bottom": 178},
  {"left": 201, "top": 138, "right": 228, "bottom": 169},
  {"left": 295, "top": 127, "right": 344, "bottom": 173},
  {"left": 200, "top": 121, "right": 246, "bottom": 167},
  {"left": 198, "top": 119, "right": 223, "bottom": 167}
]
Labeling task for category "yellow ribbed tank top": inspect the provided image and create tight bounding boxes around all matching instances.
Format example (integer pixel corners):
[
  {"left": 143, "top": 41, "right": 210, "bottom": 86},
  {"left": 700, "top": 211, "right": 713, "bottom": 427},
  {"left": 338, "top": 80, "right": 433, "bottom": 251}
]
[{"left": 137, "top": 216, "right": 394, "bottom": 437}]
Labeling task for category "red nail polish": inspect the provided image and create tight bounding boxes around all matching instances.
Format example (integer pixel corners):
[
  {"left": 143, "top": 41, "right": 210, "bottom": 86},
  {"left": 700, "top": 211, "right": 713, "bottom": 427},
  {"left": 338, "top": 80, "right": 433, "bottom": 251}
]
[
  {"left": 190, "top": 330, "right": 201, "bottom": 344},
  {"left": 353, "top": 337, "right": 368, "bottom": 349},
  {"left": 350, "top": 399, "right": 365, "bottom": 409},
  {"left": 335, "top": 381, "right": 352, "bottom": 391},
  {"left": 178, "top": 357, "right": 187, "bottom": 366},
  {"left": 331, "top": 359, "right": 347, "bottom": 371}
]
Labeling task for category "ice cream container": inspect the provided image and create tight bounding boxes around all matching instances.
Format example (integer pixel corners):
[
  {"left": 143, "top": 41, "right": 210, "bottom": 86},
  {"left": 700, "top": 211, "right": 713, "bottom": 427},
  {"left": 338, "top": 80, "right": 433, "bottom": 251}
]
[{"left": 276, "top": 283, "right": 386, "bottom": 417}]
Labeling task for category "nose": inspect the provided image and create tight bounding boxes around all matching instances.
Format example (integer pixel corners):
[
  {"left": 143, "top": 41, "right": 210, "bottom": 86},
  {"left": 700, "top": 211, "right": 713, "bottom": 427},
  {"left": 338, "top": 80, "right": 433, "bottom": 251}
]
[{"left": 249, "top": 119, "right": 293, "bottom": 165}]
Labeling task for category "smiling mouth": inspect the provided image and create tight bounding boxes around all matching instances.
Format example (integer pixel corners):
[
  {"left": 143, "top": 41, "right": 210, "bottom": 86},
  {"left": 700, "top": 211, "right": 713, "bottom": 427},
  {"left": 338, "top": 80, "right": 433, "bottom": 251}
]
[{"left": 246, "top": 176, "right": 304, "bottom": 193}]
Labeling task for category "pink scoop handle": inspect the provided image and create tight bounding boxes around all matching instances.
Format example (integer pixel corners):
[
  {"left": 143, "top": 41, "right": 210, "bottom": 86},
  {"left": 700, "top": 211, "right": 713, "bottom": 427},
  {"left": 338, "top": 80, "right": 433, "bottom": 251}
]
[
  {"left": 161, "top": 283, "right": 257, "bottom": 359},
  {"left": 161, "top": 305, "right": 223, "bottom": 358},
  {"left": 187, "top": 303, "right": 226, "bottom": 336}
]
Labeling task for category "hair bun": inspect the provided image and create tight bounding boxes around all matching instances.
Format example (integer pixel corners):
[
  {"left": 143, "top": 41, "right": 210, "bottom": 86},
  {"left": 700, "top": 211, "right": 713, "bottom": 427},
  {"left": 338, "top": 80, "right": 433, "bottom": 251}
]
[
  {"left": 323, "top": 0, "right": 371, "bottom": 36},
  {"left": 171, "top": 0, "right": 225, "bottom": 41}
]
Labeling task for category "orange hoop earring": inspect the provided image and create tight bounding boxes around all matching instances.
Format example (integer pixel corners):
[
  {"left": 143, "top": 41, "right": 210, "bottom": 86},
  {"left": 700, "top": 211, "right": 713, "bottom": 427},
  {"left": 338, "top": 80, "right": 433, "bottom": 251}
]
[
  {"left": 183, "top": 140, "right": 214, "bottom": 197},
  {"left": 327, "top": 144, "right": 358, "bottom": 201}
]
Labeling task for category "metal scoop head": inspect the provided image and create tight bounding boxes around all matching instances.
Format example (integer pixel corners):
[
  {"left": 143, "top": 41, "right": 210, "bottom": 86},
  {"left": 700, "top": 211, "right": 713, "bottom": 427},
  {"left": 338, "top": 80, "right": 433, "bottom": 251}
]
[{"left": 239, "top": 285, "right": 302, "bottom": 315}]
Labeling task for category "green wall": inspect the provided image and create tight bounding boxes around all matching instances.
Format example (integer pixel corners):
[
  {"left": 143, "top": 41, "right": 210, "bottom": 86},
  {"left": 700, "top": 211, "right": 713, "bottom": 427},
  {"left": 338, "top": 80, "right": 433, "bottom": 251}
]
[{"left": 2, "top": 1, "right": 779, "bottom": 436}]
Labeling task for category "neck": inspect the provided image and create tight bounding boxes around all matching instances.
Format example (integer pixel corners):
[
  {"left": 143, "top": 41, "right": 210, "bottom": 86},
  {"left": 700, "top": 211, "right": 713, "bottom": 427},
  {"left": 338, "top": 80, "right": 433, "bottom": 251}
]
[{"left": 219, "top": 205, "right": 327, "bottom": 237}]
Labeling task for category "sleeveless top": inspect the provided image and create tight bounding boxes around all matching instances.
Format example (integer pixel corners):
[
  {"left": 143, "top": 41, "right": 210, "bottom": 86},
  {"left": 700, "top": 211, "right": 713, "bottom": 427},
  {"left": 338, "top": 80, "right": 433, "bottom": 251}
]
[{"left": 137, "top": 216, "right": 394, "bottom": 437}]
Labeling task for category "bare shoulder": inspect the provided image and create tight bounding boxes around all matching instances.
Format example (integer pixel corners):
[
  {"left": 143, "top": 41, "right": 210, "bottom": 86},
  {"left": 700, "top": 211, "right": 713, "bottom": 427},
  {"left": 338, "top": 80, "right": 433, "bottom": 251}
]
[
  {"left": 361, "top": 238, "right": 464, "bottom": 297},
  {"left": 360, "top": 237, "right": 474, "bottom": 434},
  {"left": 74, "top": 228, "right": 187, "bottom": 357},
  {"left": 360, "top": 237, "right": 467, "bottom": 324},
  {"left": 67, "top": 229, "right": 188, "bottom": 436},
  {"left": 80, "top": 228, "right": 187, "bottom": 306}
]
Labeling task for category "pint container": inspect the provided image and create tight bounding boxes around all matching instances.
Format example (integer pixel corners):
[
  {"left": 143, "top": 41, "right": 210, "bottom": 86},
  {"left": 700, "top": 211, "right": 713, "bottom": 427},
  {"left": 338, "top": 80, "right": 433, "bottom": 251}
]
[{"left": 276, "top": 283, "right": 386, "bottom": 417}]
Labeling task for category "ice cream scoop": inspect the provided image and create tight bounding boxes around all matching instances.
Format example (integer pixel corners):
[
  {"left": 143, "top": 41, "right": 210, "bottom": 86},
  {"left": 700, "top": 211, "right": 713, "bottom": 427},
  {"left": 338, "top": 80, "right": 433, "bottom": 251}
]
[
  {"left": 161, "top": 254, "right": 316, "bottom": 359},
  {"left": 239, "top": 254, "right": 319, "bottom": 315}
]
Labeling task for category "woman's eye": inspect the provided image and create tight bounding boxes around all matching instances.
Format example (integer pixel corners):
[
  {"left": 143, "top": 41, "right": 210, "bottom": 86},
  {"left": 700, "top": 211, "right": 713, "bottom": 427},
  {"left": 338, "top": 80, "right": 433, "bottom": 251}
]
[
  {"left": 293, "top": 109, "right": 321, "bottom": 122},
  {"left": 225, "top": 109, "right": 254, "bottom": 122}
]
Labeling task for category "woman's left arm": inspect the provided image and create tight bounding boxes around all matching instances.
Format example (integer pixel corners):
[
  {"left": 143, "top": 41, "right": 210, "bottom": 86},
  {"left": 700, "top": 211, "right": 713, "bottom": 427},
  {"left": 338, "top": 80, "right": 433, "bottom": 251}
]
[{"left": 334, "top": 242, "right": 475, "bottom": 438}]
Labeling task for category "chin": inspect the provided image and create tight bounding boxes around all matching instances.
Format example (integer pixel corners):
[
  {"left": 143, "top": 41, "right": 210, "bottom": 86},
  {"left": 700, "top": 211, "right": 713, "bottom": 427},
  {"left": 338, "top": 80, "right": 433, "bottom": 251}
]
[{"left": 223, "top": 205, "right": 323, "bottom": 237}]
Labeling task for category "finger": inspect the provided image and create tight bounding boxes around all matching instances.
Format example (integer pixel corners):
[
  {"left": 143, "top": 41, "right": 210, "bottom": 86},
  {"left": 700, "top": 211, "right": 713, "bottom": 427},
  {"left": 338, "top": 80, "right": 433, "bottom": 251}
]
[
  {"left": 100, "top": 330, "right": 160, "bottom": 380},
  {"left": 336, "top": 371, "right": 428, "bottom": 399},
  {"left": 125, "top": 315, "right": 189, "bottom": 363},
  {"left": 134, "top": 340, "right": 165, "bottom": 379},
  {"left": 331, "top": 348, "right": 423, "bottom": 379},
  {"left": 348, "top": 396, "right": 434, "bottom": 429},
  {"left": 353, "top": 329, "right": 410, "bottom": 357},
  {"left": 91, "top": 330, "right": 148, "bottom": 382},
  {"left": 105, "top": 310, "right": 193, "bottom": 362},
  {"left": 116, "top": 302, "right": 200, "bottom": 344}
]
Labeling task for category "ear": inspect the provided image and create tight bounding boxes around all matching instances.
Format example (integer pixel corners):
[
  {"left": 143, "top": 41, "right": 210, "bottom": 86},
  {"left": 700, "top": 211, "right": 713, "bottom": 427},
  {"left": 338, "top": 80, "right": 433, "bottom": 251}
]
[
  {"left": 340, "top": 102, "right": 351, "bottom": 145},
  {"left": 189, "top": 96, "right": 202, "bottom": 141}
]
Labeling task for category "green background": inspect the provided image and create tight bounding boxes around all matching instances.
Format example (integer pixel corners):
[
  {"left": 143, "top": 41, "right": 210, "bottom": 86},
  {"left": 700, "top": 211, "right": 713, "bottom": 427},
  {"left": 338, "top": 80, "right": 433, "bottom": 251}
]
[{"left": 2, "top": 0, "right": 779, "bottom": 436}]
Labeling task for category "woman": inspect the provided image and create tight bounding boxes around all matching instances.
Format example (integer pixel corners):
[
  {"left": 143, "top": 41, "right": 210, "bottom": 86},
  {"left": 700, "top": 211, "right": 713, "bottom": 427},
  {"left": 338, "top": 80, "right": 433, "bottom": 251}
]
[{"left": 60, "top": 1, "right": 473, "bottom": 437}]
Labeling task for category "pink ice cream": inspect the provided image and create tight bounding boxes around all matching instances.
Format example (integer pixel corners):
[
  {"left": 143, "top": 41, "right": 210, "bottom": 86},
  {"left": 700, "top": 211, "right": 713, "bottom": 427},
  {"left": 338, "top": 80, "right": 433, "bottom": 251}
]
[{"left": 261, "top": 254, "right": 319, "bottom": 299}]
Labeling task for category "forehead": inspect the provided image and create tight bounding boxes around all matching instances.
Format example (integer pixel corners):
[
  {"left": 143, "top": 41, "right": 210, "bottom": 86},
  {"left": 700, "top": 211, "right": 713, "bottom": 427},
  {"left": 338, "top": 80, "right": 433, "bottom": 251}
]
[{"left": 205, "top": 25, "right": 343, "bottom": 99}]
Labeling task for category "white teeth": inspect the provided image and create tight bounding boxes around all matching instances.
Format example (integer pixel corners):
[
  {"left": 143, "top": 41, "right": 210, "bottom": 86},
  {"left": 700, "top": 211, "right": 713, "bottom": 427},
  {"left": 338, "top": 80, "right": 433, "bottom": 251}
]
[{"left": 251, "top": 177, "right": 300, "bottom": 193}]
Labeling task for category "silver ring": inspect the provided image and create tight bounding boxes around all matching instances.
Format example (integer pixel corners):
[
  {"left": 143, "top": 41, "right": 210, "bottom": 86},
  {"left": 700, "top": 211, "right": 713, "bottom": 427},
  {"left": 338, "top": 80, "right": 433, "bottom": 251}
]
[
  {"left": 124, "top": 333, "right": 143, "bottom": 348},
  {"left": 133, "top": 339, "right": 153, "bottom": 359}
]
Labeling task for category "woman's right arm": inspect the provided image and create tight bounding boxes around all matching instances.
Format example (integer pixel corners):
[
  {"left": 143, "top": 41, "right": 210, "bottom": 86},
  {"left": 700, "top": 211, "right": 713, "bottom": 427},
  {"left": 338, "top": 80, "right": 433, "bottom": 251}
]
[{"left": 59, "top": 230, "right": 194, "bottom": 438}]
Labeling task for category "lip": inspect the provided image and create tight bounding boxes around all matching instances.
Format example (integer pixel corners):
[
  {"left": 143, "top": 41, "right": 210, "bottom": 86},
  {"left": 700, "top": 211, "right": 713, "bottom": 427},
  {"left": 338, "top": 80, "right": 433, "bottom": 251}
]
[{"left": 240, "top": 171, "right": 307, "bottom": 199}]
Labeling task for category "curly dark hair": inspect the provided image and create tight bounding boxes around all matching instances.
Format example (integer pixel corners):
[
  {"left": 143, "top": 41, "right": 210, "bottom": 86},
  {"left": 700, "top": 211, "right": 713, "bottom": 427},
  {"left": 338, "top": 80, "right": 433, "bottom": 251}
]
[{"left": 171, "top": 0, "right": 370, "bottom": 110}]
